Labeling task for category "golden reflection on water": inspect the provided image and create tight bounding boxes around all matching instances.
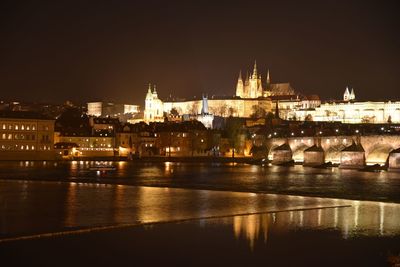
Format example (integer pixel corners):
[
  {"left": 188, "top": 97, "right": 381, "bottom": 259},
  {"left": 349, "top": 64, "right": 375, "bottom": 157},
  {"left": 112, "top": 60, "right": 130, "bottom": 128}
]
[
  {"left": 231, "top": 201, "right": 400, "bottom": 248},
  {"left": 65, "top": 182, "right": 77, "bottom": 226}
]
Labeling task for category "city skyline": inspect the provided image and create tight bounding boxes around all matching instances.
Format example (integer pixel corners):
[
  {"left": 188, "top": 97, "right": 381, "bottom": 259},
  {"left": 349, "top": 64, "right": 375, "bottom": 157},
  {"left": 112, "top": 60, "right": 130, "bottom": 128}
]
[{"left": 0, "top": 0, "right": 399, "bottom": 104}]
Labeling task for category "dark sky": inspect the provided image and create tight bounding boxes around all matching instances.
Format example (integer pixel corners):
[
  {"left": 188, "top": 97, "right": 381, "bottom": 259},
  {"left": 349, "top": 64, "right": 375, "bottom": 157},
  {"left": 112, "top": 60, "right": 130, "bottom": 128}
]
[{"left": 0, "top": 0, "right": 399, "bottom": 105}]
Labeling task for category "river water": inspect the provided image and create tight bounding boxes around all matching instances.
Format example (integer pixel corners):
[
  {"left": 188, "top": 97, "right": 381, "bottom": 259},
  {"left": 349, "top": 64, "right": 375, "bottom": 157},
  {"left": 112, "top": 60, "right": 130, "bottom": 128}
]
[
  {"left": 0, "top": 161, "right": 399, "bottom": 202},
  {"left": 0, "top": 161, "right": 400, "bottom": 266}
]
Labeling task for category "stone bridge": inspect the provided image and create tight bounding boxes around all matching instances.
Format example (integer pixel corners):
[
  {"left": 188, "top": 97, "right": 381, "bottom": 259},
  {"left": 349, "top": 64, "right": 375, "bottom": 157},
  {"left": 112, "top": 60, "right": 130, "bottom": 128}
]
[{"left": 266, "top": 135, "right": 400, "bottom": 165}]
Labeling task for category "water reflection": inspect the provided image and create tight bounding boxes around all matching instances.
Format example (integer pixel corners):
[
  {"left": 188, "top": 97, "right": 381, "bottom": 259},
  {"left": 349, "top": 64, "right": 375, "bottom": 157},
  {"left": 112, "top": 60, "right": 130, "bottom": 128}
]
[
  {"left": 230, "top": 201, "right": 400, "bottom": 249},
  {"left": 1, "top": 178, "right": 400, "bottom": 244},
  {"left": 2, "top": 161, "right": 400, "bottom": 203}
]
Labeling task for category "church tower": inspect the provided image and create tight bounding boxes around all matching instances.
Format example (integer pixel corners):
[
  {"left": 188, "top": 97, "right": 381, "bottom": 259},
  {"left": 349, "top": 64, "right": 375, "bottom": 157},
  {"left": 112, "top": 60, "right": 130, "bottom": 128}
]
[
  {"left": 249, "top": 61, "right": 258, "bottom": 98},
  {"left": 235, "top": 71, "right": 244, "bottom": 98},
  {"left": 144, "top": 83, "right": 164, "bottom": 123},
  {"left": 343, "top": 86, "right": 350, "bottom": 101},
  {"left": 144, "top": 83, "right": 154, "bottom": 122},
  {"left": 264, "top": 69, "right": 272, "bottom": 97},
  {"left": 350, "top": 88, "right": 356, "bottom": 100}
]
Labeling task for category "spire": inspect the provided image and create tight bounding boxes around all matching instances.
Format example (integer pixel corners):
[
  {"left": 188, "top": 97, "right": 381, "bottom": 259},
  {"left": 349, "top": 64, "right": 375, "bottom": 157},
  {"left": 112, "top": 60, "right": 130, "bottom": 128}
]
[
  {"left": 153, "top": 84, "right": 157, "bottom": 93},
  {"left": 238, "top": 70, "right": 242, "bottom": 81},
  {"left": 267, "top": 69, "right": 270, "bottom": 84},
  {"left": 146, "top": 83, "right": 153, "bottom": 99},
  {"left": 252, "top": 60, "right": 258, "bottom": 78},
  {"left": 350, "top": 88, "right": 355, "bottom": 100},
  {"left": 343, "top": 86, "right": 350, "bottom": 101}
]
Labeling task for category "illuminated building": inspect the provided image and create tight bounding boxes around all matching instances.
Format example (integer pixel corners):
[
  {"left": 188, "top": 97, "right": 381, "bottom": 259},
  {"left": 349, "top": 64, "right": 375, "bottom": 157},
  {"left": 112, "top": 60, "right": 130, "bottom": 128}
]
[
  {"left": 143, "top": 62, "right": 313, "bottom": 123},
  {"left": 87, "top": 101, "right": 140, "bottom": 121},
  {"left": 0, "top": 111, "right": 55, "bottom": 160},
  {"left": 290, "top": 86, "right": 400, "bottom": 123}
]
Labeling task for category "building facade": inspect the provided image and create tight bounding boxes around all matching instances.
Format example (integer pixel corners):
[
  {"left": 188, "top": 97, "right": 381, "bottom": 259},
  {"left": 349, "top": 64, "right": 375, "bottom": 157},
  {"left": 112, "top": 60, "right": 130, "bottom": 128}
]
[{"left": 0, "top": 111, "right": 55, "bottom": 160}]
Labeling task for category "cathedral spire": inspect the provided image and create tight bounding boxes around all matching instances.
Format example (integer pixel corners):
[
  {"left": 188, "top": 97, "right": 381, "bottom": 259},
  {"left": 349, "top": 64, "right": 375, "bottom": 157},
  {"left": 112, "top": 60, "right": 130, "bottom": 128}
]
[
  {"left": 238, "top": 70, "right": 242, "bottom": 81},
  {"left": 148, "top": 83, "right": 152, "bottom": 93},
  {"left": 267, "top": 69, "right": 270, "bottom": 84},
  {"left": 252, "top": 60, "right": 258, "bottom": 78}
]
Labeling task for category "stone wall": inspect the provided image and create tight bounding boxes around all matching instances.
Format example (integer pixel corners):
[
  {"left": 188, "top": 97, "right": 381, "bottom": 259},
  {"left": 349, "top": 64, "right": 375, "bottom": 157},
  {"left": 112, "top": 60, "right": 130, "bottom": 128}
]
[
  {"left": 340, "top": 151, "right": 365, "bottom": 169},
  {"left": 304, "top": 151, "right": 325, "bottom": 166}
]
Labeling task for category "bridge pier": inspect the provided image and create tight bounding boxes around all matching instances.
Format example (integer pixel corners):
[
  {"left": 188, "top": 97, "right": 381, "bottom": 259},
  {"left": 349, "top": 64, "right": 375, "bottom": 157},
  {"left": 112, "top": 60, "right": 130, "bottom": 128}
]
[
  {"left": 388, "top": 148, "right": 400, "bottom": 172},
  {"left": 272, "top": 143, "right": 293, "bottom": 165},
  {"left": 303, "top": 145, "right": 325, "bottom": 166},
  {"left": 339, "top": 140, "right": 366, "bottom": 169}
]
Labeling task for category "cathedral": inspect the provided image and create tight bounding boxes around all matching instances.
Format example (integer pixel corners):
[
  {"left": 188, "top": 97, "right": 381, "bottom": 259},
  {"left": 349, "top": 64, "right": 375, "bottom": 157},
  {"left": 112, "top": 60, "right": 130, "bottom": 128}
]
[{"left": 235, "top": 61, "right": 269, "bottom": 98}]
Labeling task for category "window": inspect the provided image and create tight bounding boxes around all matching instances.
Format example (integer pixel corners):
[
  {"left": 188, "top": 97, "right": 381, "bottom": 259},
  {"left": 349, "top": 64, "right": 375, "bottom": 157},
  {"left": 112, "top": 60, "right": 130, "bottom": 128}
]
[
  {"left": 26, "top": 125, "right": 30, "bottom": 130},
  {"left": 8, "top": 124, "right": 12, "bottom": 130},
  {"left": 32, "top": 125, "right": 36, "bottom": 130},
  {"left": 21, "top": 125, "right": 25, "bottom": 130},
  {"left": 8, "top": 134, "right": 12, "bottom": 140},
  {"left": 14, "top": 134, "right": 19, "bottom": 140},
  {"left": 15, "top": 125, "right": 19, "bottom": 130},
  {"left": 2, "top": 124, "right": 5, "bottom": 130},
  {"left": 31, "top": 145, "right": 35, "bottom": 150},
  {"left": 1, "top": 133, "right": 5, "bottom": 139}
]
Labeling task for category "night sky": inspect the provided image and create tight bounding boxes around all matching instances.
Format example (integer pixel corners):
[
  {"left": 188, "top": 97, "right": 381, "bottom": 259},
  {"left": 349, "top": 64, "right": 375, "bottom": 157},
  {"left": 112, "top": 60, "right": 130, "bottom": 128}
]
[{"left": 0, "top": 0, "right": 399, "bottom": 105}]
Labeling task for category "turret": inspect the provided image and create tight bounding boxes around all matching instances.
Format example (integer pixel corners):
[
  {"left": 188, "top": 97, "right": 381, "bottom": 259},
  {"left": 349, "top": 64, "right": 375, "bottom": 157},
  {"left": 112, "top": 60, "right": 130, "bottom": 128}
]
[
  {"left": 146, "top": 83, "right": 153, "bottom": 100},
  {"left": 267, "top": 69, "right": 271, "bottom": 90},
  {"left": 201, "top": 94, "right": 209, "bottom": 114},
  {"left": 343, "top": 86, "right": 350, "bottom": 101},
  {"left": 153, "top": 85, "right": 158, "bottom": 98},
  {"left": 350, "top": 88, "right": 355, "bottom": 100},
  {"left": 252, "top": 60, "right": 258, "bottom": 79},
  {"left": 235, "top": 71, "right": 244, "bottom": 97}
]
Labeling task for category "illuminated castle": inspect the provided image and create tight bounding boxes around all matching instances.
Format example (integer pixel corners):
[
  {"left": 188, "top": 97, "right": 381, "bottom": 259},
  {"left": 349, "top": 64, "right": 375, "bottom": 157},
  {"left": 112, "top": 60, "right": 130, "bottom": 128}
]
[{"left": 140, "top": 61, "right": 315, "bottom": 124}]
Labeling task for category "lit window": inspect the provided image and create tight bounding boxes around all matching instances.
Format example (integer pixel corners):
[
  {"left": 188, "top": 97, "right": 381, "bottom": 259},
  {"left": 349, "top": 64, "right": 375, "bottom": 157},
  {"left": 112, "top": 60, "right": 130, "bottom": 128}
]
[
  {"left": 21, "top": 125, "right": 25, "bottom": 130},
  {"left": 20, "top": 145, "right": 24, "bottom": 150},
  {"left": 8, "top": 134, "right": 12, "bottom": 140},
  {"left": 26, "top": 125, "right": 30, "bottom": 130},
  {"left": 1, "top": 133, "right": 5, "bottom": 139},
  {"left": 32, "top": 125, "right": 36, "bottom": 130},
  {"left": 2, "top": 124, "right": 5, "bottom": 130},
  {"left": 26, "top": 145, "right": 29, "bottom": 150},
  {"left": 15, "top": 125, "right": 19, "bottom": 130},
  {"left": 32, "top": 145, "right": 35, "bottom": 150},
  {"left": 8, "top": 124, "right": 12, "bottom": 130}
]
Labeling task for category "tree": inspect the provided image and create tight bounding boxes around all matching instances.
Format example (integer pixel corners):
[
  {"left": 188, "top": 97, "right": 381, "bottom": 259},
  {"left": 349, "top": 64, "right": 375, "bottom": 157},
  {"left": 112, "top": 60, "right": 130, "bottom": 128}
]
[
  {"left": 228, "top": 107, "right": 236, "bottom": 117},
  {"left": 189, "top": 102, "right": 199, "bottom": 115},
  {"left": 218, "top": 104, "right": 227, "bottom": 116},
  {"left": 170, "top": 108, "right": 179, "bottom": 117},
  {"left": 225, "top": 117, "right": 243, "bottom": 159},
  {"left": 250, "top": 105, "right": 266, "bottom": 118}
]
